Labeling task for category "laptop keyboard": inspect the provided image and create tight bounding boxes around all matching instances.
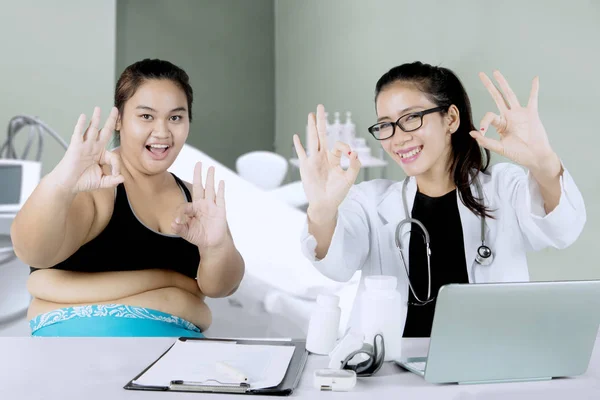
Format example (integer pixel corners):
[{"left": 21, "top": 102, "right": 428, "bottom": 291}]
[{"left": 405, "top": 361, "right": 427, "bottom": 372}]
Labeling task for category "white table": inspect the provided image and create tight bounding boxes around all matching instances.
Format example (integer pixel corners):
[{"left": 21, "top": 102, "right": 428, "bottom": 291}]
[
  {"left": 1, "top": 337, "right": 598, "bottom": 399},
  {"left": 289, "top": 154, "right": 388, "bottom": 181}
]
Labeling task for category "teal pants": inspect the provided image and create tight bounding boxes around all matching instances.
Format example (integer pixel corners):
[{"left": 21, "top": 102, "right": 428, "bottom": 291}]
[{"left": 30, "top": 304, "right": 204, "bottom": 338}]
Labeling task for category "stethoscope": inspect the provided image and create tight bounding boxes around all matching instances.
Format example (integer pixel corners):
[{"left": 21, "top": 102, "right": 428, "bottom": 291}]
[{"left": 394, "top": 176, "right": 494, "bottom": 306}]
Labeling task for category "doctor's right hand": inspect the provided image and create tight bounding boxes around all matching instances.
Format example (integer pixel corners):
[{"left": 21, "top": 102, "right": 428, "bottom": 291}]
[
  {"left": 53, "top": 106, "right": 124, "bottom": 193},
  {"left": 293, "top": 104, "right": 361, "bottom": 221}
]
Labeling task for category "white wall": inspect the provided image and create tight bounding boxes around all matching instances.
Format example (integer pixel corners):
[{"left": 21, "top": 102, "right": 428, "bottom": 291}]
[
  {"left": 275, "top": 0, "right": 600, "bottom": 281},
  {"left": 0, "top": 0, "right": 117, "bottom": 174}
]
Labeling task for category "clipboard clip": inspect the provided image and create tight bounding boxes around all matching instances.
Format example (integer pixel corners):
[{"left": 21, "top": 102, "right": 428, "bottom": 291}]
[{"left": 169, "top": 379, "right": 251, "bottom": 394}]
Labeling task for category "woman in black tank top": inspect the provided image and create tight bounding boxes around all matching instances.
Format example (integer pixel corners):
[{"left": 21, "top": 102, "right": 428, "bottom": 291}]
[{"left": 11, "top": 59, "right": 245, "bottom": 337}]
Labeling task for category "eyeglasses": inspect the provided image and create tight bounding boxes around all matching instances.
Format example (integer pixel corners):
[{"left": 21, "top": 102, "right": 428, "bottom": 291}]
[{"left": 367, "top": 106, "right": 446, "bottom": 140}]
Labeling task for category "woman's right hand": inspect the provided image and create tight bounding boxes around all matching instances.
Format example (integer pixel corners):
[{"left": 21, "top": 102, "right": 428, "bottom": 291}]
[
  {"left": 293, "top": 104, "right": 361, "bottom": 220},
  {"left": 54, "top": 106, "right": 124, "bottom": 193}
]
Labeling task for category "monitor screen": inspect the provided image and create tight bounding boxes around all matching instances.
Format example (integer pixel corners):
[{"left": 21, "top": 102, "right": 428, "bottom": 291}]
[{"left": 0, "top": 165, "right": 22, "bottom": 205}]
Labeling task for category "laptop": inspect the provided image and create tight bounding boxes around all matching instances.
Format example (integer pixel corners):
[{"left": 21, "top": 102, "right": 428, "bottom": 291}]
[{"left": 395, "top": 280, "right": 600, "bottom": 384}]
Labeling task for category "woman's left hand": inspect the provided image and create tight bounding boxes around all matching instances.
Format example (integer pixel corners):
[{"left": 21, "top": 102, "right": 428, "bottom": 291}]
[
  {"left": 470, "top": 71, "right": 562, "bottom": 177},
  {"left": 172, "top": 162, "right": 229, "bottom": 250}
]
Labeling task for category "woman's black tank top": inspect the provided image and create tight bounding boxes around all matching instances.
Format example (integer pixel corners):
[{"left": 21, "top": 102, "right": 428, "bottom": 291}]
[{"left": 31, "top": 174, "right": 200, "bottom": 278}]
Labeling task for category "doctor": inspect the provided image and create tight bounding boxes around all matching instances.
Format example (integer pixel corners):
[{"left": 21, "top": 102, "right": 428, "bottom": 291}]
[{"left": 293, "top": 61, "right": 586, "bottom": 337}]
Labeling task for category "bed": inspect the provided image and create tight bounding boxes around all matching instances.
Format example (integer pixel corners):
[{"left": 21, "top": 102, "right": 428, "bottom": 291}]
[{"left": 168, "top": 144, "right": 360, "bottom": 338}]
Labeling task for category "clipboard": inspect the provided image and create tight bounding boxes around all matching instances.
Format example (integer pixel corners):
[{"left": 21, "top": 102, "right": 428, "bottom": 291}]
[{"left": 123, "top": 337, "right": 308, "bottom": 396}]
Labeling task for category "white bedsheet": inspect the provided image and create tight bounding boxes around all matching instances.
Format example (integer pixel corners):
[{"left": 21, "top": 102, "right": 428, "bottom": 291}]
[{"left": 168, "top": 144, "right": 360, "bottom": 302}]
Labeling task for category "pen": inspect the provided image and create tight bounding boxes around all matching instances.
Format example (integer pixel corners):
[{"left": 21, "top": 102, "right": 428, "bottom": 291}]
[{"left": 216, "top": 361, "right": 248, "bottom": 382}]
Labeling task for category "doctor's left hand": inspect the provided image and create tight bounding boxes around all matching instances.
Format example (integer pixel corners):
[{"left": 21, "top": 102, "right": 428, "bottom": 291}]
[
  {"left": 469, "top": 71, "right": 562, "bottom": 178},
  {"left": 171, "top": 162, "right": 229, "bottom": 250}
]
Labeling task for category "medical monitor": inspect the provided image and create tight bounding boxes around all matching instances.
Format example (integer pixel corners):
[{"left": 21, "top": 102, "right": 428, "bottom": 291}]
[{"left": 0, "top": 159, "right": 41, "bottom": 213}]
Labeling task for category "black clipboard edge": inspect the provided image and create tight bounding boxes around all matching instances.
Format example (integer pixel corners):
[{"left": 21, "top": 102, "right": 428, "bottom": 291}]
[
  {"left": 123, "top": 336, "right": 308, "bottom": 396},
  {"left": 122, "top": 339, "right": 177, "bottom": 391}
]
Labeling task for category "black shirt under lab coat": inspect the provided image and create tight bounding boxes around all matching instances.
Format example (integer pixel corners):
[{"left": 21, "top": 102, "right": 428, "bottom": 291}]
[{"left": 402, "top": 188, "right": 469, "bottom": 338}]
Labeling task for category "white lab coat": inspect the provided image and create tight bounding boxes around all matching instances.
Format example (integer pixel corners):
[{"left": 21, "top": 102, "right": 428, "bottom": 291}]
[{"left": 300, "top": 162, "right": 586, "bottom": 331}]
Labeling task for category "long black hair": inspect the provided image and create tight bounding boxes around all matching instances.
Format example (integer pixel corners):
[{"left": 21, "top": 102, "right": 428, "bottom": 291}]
[{"left": 375, "top": 61, "right": 493, "bottom": 219}]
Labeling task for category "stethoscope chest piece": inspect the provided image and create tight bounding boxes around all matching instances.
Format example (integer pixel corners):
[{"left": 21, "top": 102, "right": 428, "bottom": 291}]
[
  {"left": 394, "top": 176, "right": 495, "bottom": 306},
  {"left": 475, "top": 244, "right": 493, "bottom": 266}
]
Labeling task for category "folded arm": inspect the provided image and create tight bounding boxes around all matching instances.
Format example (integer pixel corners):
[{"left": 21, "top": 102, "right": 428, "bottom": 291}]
[
  {"left": 10, "top": 169, "right": 104, "bottom": 268},
  {"left": 301, "top": 189, "right": 370, "bottom": 282},
  {"left": 196, "top": 228, "right": 245, "bottom": 298},
  {"left": 500, "top": 162, "right": 586, "bottom": 251}
]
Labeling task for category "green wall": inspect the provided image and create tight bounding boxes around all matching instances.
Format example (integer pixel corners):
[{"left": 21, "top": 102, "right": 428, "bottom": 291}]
[
  {"left": 0, "top": 0, "right": 116, "bottom": 175},
  {"left": 274, "top": 0, "right": 600, "bottom": 280},
  {"left": 1, "top": 0, "right": 597, "bottom": 281},
  {"left": 116, "top": 0, "right": 275, "bottom": 170}
]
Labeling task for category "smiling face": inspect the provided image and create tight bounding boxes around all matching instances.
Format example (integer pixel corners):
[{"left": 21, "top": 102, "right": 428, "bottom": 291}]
[
  {"left": 116, "top": 79, "right": 190, "bottom": 175},
  {"left": 375, "top": 81, "right": 459, "bottom": 178}
]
